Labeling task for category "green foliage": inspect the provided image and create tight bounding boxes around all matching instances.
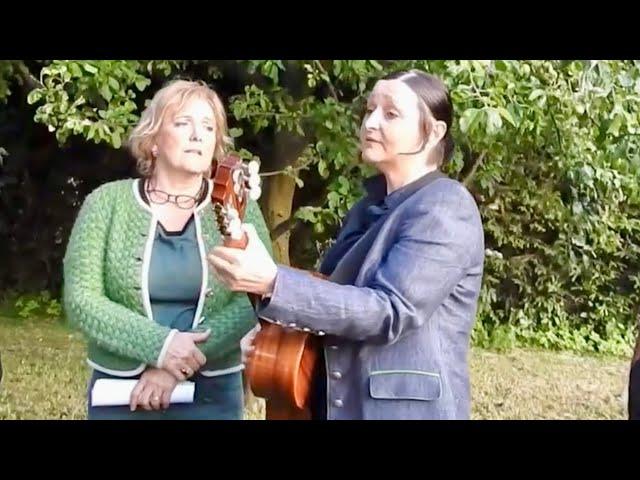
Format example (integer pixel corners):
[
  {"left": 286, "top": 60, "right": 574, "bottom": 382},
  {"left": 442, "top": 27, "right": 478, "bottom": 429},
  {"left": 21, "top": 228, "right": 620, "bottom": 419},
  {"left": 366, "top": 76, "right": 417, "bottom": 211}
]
[
  {"left": 12, "top": 291, "right": 62, "bottom": 320},
  {"left": 26, "top": 60, "right": 154, "bottom": 146},
  {"left": 4, "top": 59, "right": 640, "bottom": 355},
  {"left": 436, "top": 60, "right": 640, "bottom": 357}
]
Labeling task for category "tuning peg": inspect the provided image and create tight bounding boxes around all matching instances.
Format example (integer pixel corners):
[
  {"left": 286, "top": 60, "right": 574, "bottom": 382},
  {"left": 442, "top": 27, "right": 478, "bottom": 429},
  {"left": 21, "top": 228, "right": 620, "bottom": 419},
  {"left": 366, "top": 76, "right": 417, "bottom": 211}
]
[
  {"left": 248, "top": 160, "right": 260, "bottom": 175},
  {"left": 248, "top": 174, "right": 261, "bottom": 189},
  {"left": 227, "top": 208, "right": 239, "bottom": 220},
  {"left": 249, "top": 185, "right": 262, "bottom": 201}
]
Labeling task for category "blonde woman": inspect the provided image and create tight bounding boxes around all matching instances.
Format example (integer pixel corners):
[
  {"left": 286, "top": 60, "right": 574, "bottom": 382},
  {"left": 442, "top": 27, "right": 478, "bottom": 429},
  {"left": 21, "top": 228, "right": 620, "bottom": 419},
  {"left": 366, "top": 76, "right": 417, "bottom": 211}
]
[{"left": 63, "top": 79, "right": 272, "bottom": 419}]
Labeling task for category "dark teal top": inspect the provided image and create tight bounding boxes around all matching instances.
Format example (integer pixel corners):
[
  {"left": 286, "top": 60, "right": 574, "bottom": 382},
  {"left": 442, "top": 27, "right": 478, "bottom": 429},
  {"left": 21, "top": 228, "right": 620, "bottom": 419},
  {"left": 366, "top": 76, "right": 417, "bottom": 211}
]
[
  {"left": 148, "top": 216, "right": 202, "bottom": 331},
  {"left": 87, "top": 214, "right": 244, "bottom": 420}
]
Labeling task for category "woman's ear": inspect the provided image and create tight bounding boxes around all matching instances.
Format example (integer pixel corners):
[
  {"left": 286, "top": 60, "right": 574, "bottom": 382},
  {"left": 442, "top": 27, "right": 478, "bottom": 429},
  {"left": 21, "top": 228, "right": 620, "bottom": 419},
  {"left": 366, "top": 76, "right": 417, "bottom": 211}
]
[{"left": 431, "top": 120, "right": 447, "bottom": 144}]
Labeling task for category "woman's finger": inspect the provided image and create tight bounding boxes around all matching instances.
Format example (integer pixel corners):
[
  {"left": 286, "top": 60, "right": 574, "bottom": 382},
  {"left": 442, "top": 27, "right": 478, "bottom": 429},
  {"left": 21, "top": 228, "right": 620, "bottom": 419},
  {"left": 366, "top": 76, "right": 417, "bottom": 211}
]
[
  {"left": 130, "top": 379, "right": 145, "bottom": 411},
  {"left": 139, "top": 385, "right": 154, "bottom": 411}
]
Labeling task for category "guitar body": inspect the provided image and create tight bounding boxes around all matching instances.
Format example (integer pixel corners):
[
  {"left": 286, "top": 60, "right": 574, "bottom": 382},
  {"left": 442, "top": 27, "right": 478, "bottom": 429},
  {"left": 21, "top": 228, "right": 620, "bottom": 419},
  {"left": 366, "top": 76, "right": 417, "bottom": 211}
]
[
  {"left": 245, "top": 320, "right": 319, "bottom": 420},
  {"left": 211, "top": 155, "right": 323, "bottom": 420},
  {"left": 245, "top": 269, "right": 328, "bottom": 420}
]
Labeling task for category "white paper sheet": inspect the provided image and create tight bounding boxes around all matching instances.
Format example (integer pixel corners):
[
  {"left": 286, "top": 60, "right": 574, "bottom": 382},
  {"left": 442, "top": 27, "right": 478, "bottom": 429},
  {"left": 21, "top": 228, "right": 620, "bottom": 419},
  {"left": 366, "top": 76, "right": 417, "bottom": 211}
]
[{"left": 90, "top": 378, "right": 195, "bottom": 407}]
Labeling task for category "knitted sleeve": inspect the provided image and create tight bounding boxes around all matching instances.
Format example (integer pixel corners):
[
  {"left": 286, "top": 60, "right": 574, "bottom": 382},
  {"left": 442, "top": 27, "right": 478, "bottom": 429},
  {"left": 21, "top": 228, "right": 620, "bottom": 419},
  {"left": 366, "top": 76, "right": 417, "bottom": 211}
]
[
  {"left": 63, "top": 184, "right": 171, "bottom": 366},
  {"left": 197, "top": 198, "right": 274, "bottom": 360}
]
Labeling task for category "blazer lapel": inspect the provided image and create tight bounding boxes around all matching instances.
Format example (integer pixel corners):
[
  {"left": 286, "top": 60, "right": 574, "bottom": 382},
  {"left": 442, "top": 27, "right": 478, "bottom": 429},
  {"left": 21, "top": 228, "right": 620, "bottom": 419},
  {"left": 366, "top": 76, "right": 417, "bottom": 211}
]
[{"left": 329, "top": 172, "right": 447, "bottom": 285}]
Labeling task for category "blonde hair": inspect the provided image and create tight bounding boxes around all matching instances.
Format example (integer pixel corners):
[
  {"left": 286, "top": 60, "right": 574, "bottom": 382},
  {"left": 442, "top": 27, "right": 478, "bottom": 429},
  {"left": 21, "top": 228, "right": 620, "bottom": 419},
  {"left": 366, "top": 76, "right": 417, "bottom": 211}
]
[{"left": 128, "top": 79, "right": 233, "bottom": 177}]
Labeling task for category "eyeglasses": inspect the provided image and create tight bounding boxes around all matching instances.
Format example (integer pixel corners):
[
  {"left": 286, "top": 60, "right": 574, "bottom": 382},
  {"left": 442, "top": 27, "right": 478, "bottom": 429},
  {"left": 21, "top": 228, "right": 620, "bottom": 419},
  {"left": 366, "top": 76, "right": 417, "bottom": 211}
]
[{"left": 146, "top": 189, "right": 199, "bottom": 209}]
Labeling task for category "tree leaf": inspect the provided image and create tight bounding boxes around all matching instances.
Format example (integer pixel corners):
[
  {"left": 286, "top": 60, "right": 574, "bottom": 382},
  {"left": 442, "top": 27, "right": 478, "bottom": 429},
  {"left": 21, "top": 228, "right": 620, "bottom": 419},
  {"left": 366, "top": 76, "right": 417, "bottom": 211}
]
[
  {"left": 100, "top": 84, "right": 112, "bottom": 102},
  {"left": 83, "top": 63, "right": 98, "bottom": 74},
  {"left": 229, "top": 127, "right": 243, "bottom": 138},
  {"left": 460, "top": 108, "right": 481, "bottom": 134},
  {"left": 27, "top": 90, "right": 42, "bottom": 105},
  {"left": 318, "top": 159, "right": 329, "bottom": 178},
  {"left": 69, "top": 63, "right": 83, "bottom": 77},
  {"left": 497, "top": 107, "right": 516, "bottom": 127},
  {"left": 108, "top": 77, "right": 120, "bottom": 91},
  {"left": 528, "top": 89, "right": 545, "bottom": 101},
  {"left": 486, "top": 108, "right": 503, "bottom": 135},
  {"left": 111, "top": 130, "right": 121, "bottom": 149},
  {"left": 135, "top": 77, "right": 151, "bottom": 91}
]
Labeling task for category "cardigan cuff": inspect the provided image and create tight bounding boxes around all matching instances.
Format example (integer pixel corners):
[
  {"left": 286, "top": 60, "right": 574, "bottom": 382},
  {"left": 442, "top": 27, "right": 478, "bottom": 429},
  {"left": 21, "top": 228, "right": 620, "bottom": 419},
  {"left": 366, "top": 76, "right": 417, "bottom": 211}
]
[{"left": 157, "top": 329, "right": 178, "bottom": 368}]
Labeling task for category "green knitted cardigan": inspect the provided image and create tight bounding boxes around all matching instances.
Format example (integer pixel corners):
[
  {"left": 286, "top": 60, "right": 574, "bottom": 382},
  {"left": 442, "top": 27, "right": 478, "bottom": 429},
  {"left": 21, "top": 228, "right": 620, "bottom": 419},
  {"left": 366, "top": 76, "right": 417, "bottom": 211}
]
[{"left": 63, "top": 178, "right": 272, "bottom": 377}]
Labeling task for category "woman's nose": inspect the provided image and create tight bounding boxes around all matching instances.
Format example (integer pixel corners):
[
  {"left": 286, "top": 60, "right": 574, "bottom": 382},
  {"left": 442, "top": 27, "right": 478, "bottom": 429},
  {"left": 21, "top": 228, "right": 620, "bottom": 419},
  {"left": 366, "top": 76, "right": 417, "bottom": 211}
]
[
  {"left": 365, "top": 109, "right": 380, "bottom": 130},
  {"left": 190, "top": 124, "right": 203, "bottom": 142}
]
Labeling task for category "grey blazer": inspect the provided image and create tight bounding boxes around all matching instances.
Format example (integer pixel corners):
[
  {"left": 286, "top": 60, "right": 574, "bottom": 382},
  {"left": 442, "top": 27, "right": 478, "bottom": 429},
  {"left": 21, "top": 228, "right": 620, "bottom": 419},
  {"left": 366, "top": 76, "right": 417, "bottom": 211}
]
[{"left": 256, "top": 171, "right": 485, "bottom": 420}]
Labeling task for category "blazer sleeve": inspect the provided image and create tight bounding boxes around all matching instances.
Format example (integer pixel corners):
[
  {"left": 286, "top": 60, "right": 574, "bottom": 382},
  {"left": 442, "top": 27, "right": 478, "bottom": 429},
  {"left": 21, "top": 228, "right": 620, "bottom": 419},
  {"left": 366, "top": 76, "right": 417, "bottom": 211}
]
[{"left": 255, "top": 187, "right": 482, "bottom": 345}]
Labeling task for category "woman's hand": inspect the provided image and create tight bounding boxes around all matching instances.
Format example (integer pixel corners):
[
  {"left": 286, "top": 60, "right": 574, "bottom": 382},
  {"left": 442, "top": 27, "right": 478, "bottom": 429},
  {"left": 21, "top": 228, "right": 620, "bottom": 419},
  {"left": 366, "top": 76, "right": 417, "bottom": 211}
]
[
  {"left": 130, "top": 367, "right": 179, "bottom": 411},
  {"left": 161, "top": 330, "right": 210, "bottom": 381},
  {"left": 240, "top": 324, "right": 260, "bottom": 364},
  {"left": 207, "top": 224, "right": 278, "bottom": 296}
]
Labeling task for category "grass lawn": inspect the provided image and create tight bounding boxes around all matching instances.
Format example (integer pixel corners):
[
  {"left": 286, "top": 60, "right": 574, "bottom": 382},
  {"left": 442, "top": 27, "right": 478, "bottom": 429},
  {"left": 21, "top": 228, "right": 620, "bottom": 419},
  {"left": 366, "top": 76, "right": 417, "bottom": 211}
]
[{"left": 0, "top": 317, "right": 631, "bottom": 420}]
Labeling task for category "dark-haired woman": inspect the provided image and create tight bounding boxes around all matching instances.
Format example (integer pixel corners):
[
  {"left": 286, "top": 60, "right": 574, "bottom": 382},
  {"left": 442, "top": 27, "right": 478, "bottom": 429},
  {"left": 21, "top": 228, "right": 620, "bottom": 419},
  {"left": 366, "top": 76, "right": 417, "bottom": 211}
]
[{"left": 208, "top": 70, "right": 485, "bottom": 420}]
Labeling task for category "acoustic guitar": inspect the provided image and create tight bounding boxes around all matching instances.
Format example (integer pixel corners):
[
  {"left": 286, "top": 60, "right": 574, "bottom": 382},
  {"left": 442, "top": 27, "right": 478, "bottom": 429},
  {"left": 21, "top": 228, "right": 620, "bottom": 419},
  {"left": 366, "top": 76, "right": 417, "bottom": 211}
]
[{"left": 210, "top": 155, "right": 320, "bottom": 420}]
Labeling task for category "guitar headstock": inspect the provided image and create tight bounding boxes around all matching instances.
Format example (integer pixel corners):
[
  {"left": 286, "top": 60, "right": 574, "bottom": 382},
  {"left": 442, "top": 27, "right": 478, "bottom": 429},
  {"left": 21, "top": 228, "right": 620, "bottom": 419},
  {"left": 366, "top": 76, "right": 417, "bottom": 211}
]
[{"left": 211, "top": 154, "right": 262, "bottom": 243}]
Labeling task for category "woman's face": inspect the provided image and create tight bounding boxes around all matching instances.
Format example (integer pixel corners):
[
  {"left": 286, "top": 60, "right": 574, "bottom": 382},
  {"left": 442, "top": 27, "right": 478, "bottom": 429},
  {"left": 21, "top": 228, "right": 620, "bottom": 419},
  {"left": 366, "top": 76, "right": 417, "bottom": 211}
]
[
  {"left": 154, "top": 96, "right": 217, "bottom": 176},
  {"left": 359, "top": 79, "right": 426, "bottom": 166}
]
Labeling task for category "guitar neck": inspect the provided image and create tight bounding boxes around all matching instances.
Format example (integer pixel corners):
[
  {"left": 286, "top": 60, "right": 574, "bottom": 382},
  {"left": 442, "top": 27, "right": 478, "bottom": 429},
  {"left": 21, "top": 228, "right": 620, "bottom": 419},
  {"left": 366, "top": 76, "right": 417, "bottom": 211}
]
[{"left": 220, "top": 231, "right": 261, "bottom": 305}]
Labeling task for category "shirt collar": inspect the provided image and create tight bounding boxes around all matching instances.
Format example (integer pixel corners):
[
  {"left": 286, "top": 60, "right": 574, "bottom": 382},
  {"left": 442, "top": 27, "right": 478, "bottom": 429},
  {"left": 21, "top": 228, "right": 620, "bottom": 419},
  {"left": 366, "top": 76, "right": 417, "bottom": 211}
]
[{"left": 363, "top": 169, "right": 446, "bottom": 210}]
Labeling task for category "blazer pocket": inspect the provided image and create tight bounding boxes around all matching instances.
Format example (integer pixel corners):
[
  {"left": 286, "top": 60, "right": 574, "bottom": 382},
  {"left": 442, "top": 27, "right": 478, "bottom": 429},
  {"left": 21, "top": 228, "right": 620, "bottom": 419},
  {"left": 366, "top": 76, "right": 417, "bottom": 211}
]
[{"left": 369, "top": 370, "right": 442, "bottom": 401}]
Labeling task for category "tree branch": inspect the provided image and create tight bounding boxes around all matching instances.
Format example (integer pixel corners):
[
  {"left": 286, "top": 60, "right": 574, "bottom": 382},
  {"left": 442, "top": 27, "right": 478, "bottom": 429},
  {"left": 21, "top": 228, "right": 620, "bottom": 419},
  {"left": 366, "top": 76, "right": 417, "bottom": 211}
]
[
  {"left": 270, "top": 195, "right": 328, "bottom": 240},
  {"left": 469, "top": 72, "right": 489, "bottom": 108},
  {"left": 12, "top": 61, "right": 43, "bottom": 92},
  {"left": 259, "top": 156, "right": 314, "bottom": 177},
  {"left": 270, "top": 215, "right": 299, "bottom": 240},
  {"left": 462, "top": 150, "right": 486, "bottom": 187},
  {"left": 313, "top": 60, "right": 339, "bottom": 100}
]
